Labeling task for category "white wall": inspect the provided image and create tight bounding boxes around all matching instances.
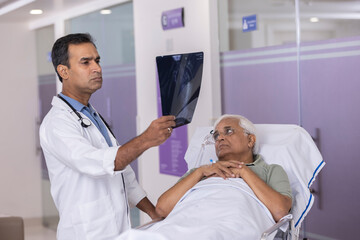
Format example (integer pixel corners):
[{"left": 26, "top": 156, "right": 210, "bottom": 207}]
[
  {"left": 0, "top": 23, "right": 42, "bottom": 218},
  {"left": 133, "top": 0, "right": 221, "bottom": 223}
]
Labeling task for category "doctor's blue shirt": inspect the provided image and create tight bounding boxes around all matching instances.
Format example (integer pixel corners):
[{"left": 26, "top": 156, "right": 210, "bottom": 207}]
[{"left": 58, "top": 93, "right": 113, "bottom": 147}]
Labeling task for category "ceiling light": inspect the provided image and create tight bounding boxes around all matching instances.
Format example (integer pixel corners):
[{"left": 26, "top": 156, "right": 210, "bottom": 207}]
[
  {"left": 310, "top": 17, "right": 319, "bottom": 23},
  {"left": 100, "top": 9, "right": 111, "bottom": 15},
  {"left": 30, "top": 9, "right": 43, "bottom": 15}
]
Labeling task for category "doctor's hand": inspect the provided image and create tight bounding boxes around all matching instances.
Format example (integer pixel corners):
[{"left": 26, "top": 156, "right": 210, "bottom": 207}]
[
  {"left": 141, "top": 115, "right": 176, "bottom": 147},
  {"left": 199, "top": 160, "right": 241, "bottom": 179},
  {"left": 114, "top": 115, "right": 175, "bottom": 170}
]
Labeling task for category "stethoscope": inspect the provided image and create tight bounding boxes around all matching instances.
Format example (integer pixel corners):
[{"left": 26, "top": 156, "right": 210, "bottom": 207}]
[{"left": 57, "top": 94, "right": 116, "bottom": 138}]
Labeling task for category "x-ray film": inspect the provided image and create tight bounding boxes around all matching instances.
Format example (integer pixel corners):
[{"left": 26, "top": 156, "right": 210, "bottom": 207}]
[{"left": 157, "top": 52, "right": 204, "bottom": 128}]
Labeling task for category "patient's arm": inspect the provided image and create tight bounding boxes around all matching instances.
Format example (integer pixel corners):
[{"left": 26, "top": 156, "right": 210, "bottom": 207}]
[
  {"left": 136, "top": 197, "right": 161, "bottom": 220},
  {"left": 156, "top": 161, "right": 241, "bottom": 218},
  {"left": 230, "top": 164, "right": 292, "bottom": 222}
]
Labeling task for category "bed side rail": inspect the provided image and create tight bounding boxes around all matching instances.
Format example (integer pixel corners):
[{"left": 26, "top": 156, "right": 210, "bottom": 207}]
[{"left": 260, "top": 214, "right": 293, "bottom": 240}]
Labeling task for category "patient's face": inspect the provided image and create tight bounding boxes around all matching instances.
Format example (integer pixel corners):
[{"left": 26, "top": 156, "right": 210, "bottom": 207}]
[{"left": 214, "top": 118, "right": 252, "bottom": 161}]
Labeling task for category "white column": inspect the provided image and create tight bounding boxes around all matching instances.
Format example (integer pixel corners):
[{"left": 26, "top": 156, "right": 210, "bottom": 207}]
[
  {"left": 218, "top": 0, "right": 230, "bottom": 52},
  {"left": 133, "top": 0, "right": 221, "bottom": 223}
]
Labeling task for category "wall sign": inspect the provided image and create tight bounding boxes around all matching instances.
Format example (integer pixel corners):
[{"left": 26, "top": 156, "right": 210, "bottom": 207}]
[
  {"left": 161, "top": 7, "right": 184, "bottom": 31},
  {"left": 158, "top": 125, "right": 188, "bottom": 177},
  {"left": 242, "top": 14, "right": 257, "bottom": 32}
]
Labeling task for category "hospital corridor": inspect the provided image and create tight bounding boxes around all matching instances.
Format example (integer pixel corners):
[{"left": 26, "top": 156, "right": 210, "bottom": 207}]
[{"left": 1, "top": 0, "right": 359, "bottom": 240}]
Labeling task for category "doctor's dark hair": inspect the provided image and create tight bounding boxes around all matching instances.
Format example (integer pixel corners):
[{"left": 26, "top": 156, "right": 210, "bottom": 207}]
[{"left": 51, "top": 33, "right": 97, "bottom": 82}]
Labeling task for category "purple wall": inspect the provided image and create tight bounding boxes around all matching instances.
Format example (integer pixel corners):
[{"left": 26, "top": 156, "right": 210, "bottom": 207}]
[
  {"left": 38, "top": 74, "right": 57, "bottom": 180},
  {"left": 221, "top": 37, "right": 360, "bottom": 239},
  {"left": 300, "top": 37, "right": 360, "bottom": 239},
  {"left": 91, "top": 64, "right": 139, "bottom": 178}
]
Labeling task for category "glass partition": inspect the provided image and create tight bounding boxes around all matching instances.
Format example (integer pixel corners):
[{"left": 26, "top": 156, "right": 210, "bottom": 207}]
[
  {"left": 65, "top": 3, "right": 135, "bottom": 65},
  {"left": 218, "top": 0, "right": 299, "bottom": 125},
  {"left": 299, "top": 0, "right": 360, "bottom": 43},
  {"left": 219, "top": 0, "right": 360, "bottom": 239},
  {"left": 220, "top": 0, "right": 297, "bottom": 52},
  {"left": 35, "top": 25, "right": 58, "bottom": 230},
  {"left": 299, "top": 1, "right": 360, "bottom": 239}
]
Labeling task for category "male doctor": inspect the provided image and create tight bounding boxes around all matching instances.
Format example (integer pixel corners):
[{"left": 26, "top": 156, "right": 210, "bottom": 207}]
[{"left": 40, "top": 33, "right": 176, "bottom": 240}]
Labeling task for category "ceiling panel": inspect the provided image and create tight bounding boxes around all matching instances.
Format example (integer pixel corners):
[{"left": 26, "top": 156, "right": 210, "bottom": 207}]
[
  {"left": 1, "top": 0, "right": 360, "bottom": 24},
  {"left": 0, "top": 0, "right": 102, "bottom": 23}
]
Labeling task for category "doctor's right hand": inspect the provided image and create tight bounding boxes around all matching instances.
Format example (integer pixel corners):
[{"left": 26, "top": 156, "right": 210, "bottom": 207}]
[{"left": 141, "top": 115, "right": 176, "bottom": 148}]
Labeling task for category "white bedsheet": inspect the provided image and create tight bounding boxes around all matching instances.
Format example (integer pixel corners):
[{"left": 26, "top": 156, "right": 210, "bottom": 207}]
[{"left": 145, "top": 177, "right": 277, "bottom": 240}]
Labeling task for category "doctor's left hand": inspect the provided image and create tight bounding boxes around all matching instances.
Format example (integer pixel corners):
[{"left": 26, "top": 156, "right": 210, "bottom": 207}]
[{"left": 141, "top": 115, "right": 176, "bottom": 147}]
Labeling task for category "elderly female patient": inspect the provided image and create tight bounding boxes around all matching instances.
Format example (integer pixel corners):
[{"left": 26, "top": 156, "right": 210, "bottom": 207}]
[{"left": 152, "top": 114, "right": 292, "bottom": 239}]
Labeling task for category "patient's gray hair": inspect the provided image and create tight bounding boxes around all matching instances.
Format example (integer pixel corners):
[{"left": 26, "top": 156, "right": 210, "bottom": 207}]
[{"left": 213, "top": 114, "right": 259, "bottom": 154}]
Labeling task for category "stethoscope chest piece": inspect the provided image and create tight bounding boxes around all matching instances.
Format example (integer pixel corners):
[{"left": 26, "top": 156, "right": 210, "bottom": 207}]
[
  {"left": 58, "top": 94, "right": 92, "bottom": 128},
  {"left": 80, "top": 118, "right": 92, "bottom": 128},
  {"left": 57, "top": 94, "right": 116, "bottom": 138}
]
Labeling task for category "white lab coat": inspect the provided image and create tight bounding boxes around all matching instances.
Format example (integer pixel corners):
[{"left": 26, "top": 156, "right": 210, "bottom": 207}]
[{"left": 39, "top": 96, "right": 146, "bottom": 240}]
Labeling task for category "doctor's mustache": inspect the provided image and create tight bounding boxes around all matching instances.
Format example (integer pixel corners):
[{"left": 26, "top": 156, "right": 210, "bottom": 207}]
[{"left": 90, "top": 73, "right": 102, "bottom": 80}]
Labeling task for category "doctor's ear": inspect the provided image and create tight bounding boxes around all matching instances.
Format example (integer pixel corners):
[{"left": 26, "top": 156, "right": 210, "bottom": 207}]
[{"left": 57, "top": 64, "right": 69, "bottom": 80}]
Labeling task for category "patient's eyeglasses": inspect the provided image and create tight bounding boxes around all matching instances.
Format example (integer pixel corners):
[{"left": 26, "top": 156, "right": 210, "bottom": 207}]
[
  {"left": 210, "top": 127, "right": 235, "bottom": 142},
  {"left": 210, "top": 128, "right": 251, "bottom": 143}
]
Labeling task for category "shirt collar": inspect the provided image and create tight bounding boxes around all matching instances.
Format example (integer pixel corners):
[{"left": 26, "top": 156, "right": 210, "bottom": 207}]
[
  {"left": 59, "top": 92, "right": 87, "bottom": 112},
  {"left": 245, "top": 154, "right": 262, "bottom": 166}
]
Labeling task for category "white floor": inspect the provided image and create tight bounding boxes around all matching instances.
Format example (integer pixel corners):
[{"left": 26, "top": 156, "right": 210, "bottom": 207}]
[
  {"left": 24, "top": 220, "right": 56, "bottom": 240},
  {"left": 23, "top": 211, "right": 141, "bottom": 240}
]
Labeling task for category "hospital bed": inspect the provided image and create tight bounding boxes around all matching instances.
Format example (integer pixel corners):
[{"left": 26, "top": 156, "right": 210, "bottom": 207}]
[{"left": 118, "top": 124, "right": 325, "bottom": 240}]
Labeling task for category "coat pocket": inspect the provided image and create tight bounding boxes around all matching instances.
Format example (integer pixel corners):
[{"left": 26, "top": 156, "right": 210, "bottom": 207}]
[{"left": 78, "top": 195, "right": 120, "bottom": 240}]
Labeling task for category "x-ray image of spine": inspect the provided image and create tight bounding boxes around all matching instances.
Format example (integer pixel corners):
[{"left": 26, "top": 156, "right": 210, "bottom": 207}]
[{"left": 157, "top": 52, "right": 203, "bottom": 127}]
